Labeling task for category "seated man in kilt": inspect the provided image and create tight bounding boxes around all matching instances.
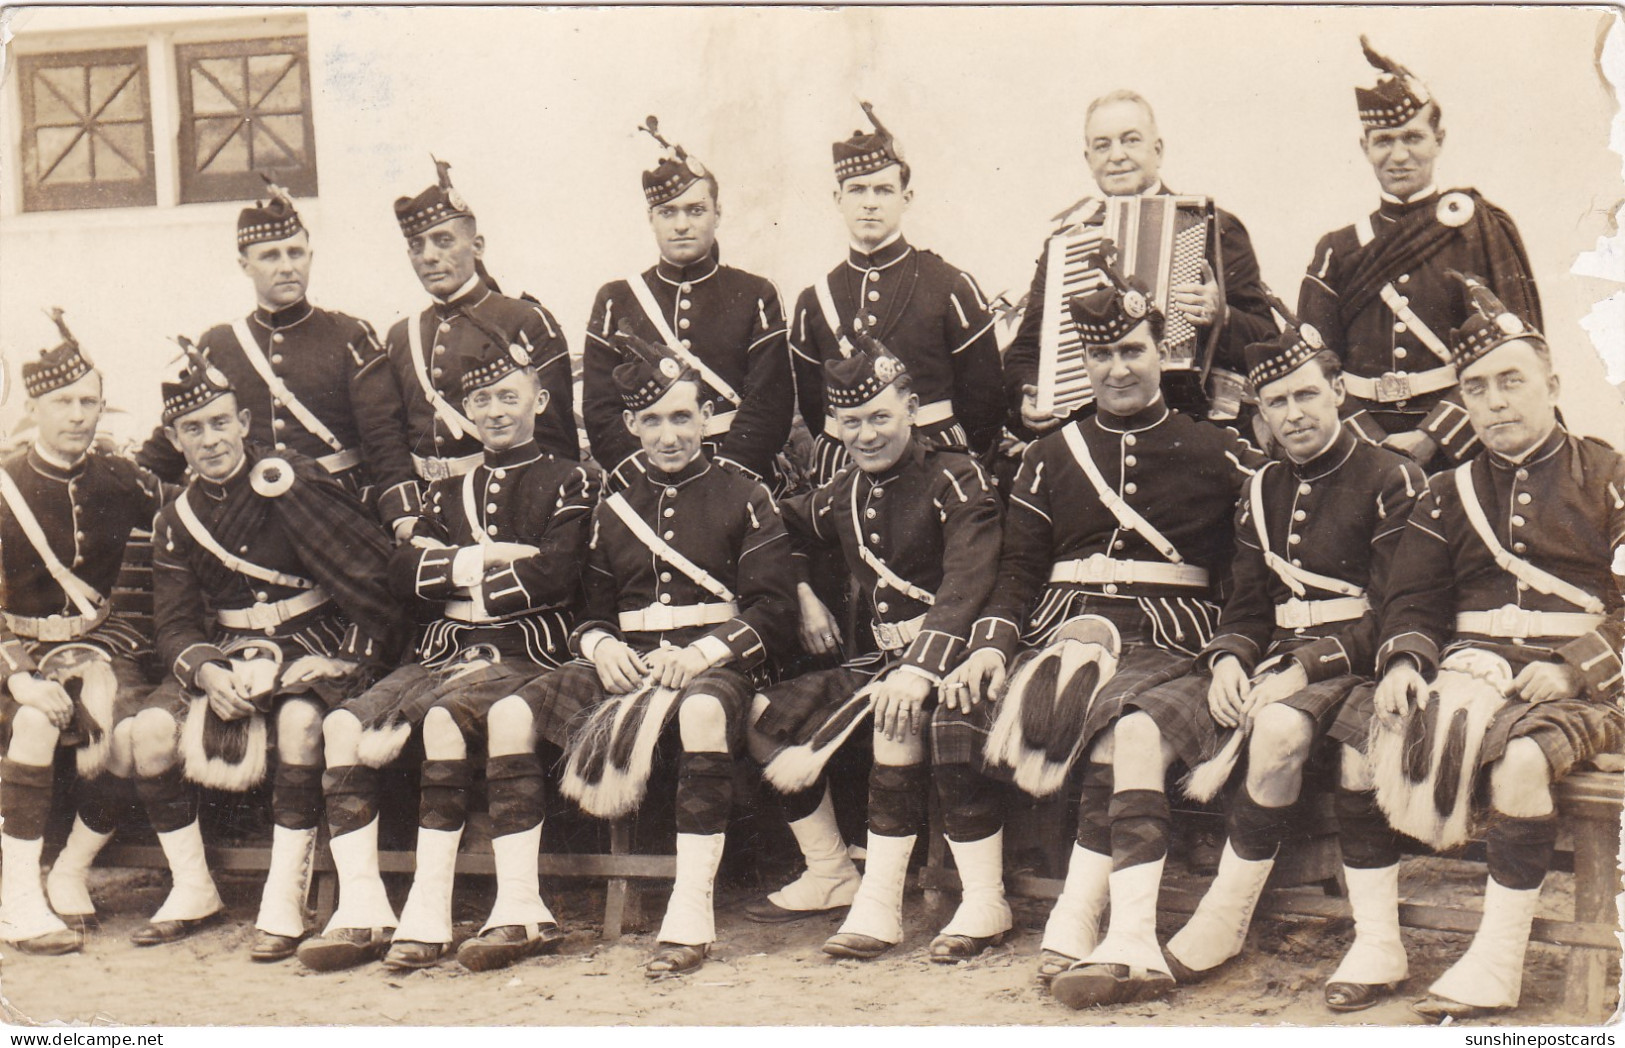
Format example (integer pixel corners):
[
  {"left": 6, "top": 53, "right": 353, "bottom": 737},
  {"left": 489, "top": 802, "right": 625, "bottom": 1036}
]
[
  {"left": 131, "top": 347, "right": 404, "bottom": 958},
  {"left": 1145, "top": 319, "right": 1424, "bottom": 1007},
  {"left": 515, "top": 328, "right": 796, "bottom": 978},
  {"left": 742, "top": 335, "right": 1004, "bottom": 962},
  {"left": 1330, "top": 276, "right": 1623, "bottom": 1023},
  {"left": 0, "top": 313, "right": 170, "bottom": 954},
  {"left": 298, "top": 338, "right": 599, "bottom": 974},
  {"left": 941, "top": 262, "right": 1265, "bottom": 1007}
]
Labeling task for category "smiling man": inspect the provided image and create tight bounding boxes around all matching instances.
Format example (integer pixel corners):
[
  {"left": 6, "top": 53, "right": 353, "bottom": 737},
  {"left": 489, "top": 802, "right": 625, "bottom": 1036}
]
[
  {"left": 789, "top": 103, "right": 1004, "bottom": 486},
  {"left": 379, "top": 159, "right": 578, "bottom": 537},
  {"left": 129, "top": 349, "right": 404, "bottom": 959},
  {"left": 1297, "top": 37, "right": 1540, "bottom": 471},
  {"left": 939, "top": 264, "right": 1264, "bottom": 1008},
  {"left": 1326, "top": 279, "right": 1623, "bottom": 1023},
  {"left": 743, "top": 336, "right": 1004, "bottom": 963},
  {"left": 136, "top": 183, "right": 412, "bottom": 507},
  {"left": 517, "top": 329, "right": 795, "bottom": 979},
  {"left": 582, "top": 118, "right": 792, "bottom": 492}
]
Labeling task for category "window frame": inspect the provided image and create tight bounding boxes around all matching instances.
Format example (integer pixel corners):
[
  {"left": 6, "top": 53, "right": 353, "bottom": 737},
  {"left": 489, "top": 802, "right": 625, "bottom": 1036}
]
[{"left": 16, "top": 45, "right": 157, "bottom": 212}]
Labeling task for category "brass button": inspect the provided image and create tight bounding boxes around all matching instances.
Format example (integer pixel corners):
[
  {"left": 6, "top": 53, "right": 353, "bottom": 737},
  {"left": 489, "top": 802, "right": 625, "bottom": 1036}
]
[
  {"left": 1112, "top": 539, "right": 1125, "bottom": 551},
  {"left": 488, "top": 483, "right": 501, "bottom": 494},
  {"left": 870, "top": 532, "right": 881, "bottom": 543},
  {"left": 1291, "top": 558, "right": 1302, "bottom": 567},
  {"left": 275, "top": 441, "right": 287, "bottom": 450},
  {"left": 438, "top": 322, "right": 451, "bottom": 334},
  {"left": 877, "top": 601, "right": 889, "bottom": 614},
  {"left": 665, "top": 487, "right": 679, "bottom": 497},
  {"left": 1124, "top": 455, "right": 1137, "bottom": 468},
  {"left": 865, "top": 314, "right": 877, "bottom": 325},
  {"left": 659, "top": 593, "right": 672, "bottom": 605},
  {"left": 1288, "top": 533, "right": 1301, "bottom": 545},
  {"left": 867, "top": 271, "right": 880, "bottom": 283},
  {"left": 1124, "top": 434, "right": 1137, "bottom": 447},
  {"left": 1513, "top": 542, "right": 1528, "bottom": 553},
  {"left": 271, "top": 354, "right": 284, "bottom": 365},
  {"left": 271, "top": 332, "right": 285, "bottom": 343},
  {"left": 486, "top": 503, "right": 498, "bottom": 513},
  {"left": 1298, "top": 483, "right": 1312, "bottom": 496},
  {"left": 1394, "top": 347, "right": 1407, "bottom": 359},
  {"left": 1398, "top": 273, "right": 1410, "bottom": 284},
  {"left": 255, "top": 591, "right": 269, "bottom": 602},
  {"left": 1516, "top": 469, "right": 1529, "bottom": 481},
  {"left": 434, "top": 344, "right": 445, "bottom": 355},
  {"left": 679, "top": 318, "right": 691, "bottom": 330},
  {"left": 1124, "top": 482, "right": 1138, "bottom": 495},
  {"left": 660, "top": 572, "right": 672, "bottom": 583},
  {"left": 273, "top": 418, "right": 286, "bottom": 429},
  {"left": 494, "top": 469, "right": 508, "bottom": 479},
  {"left": 1511, "top": 515, "right": 1526, "bottom": 527},
  {"left": 865, "top": 508, "right": 877, "bottom": 519},
  {"left": 679, "top": 282, "right": 693, "bottom": 293},
  {"left": 1517, "top": 493, "right": 1532, "bottom": 505},
  {"left": 433, "top": 367, "right": 444, "bottom": 379},
  {"left": 1104, "top": 583, "right": 1119, "bottom": 595},
  {"left": 663, "top": 507, "right": 675, "bottom": 518},
  {"left": 486, "top": 525, "right": 499, "bottom": 536},
  {"left": 867, "top": 290, "right": 880, "bottom": 302},
  {"left": 1394, "top": 322, "right": 1407, "bottom": 334},
  {"left": 679, "top": 299, "right": 691, "bottom": 310},
  {"left": 1293, "top": 510, "right": 1307, "bottom": 521},
  {"left": 663, "top": 530, "right": 674, "bottom": 540},
  {"left": 681, "top": 339, "right": 692, "bottom": 350}
]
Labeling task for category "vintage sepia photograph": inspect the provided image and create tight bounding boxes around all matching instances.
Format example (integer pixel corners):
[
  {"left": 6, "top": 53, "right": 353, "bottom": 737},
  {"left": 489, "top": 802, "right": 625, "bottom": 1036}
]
[{"left": 0, "top": 2, "right": 1621, "bottom": 1030}]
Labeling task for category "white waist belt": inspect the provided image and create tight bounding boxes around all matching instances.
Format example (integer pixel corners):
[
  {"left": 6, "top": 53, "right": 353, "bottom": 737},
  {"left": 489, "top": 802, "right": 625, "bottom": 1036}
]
[
  {"left": 1341, "top": 366, "right": 1455, "bottom": 404},
  {"left": 4, "top": 605, "right": 110, "bottom": 643},
  {"left": 1049, "top": 554, "right": 1209, "bottom": 589},
  {"left": 824, "top": 399, "right": 953, "bottom": 438},
  {"left": 442, "top": 600, "right": 500, "bottom": 625},
  {"left": 704, "top": 410, "right": 736, "bottom": 438},
  {"left": 619, "top": 601, "right": 739, "bottom": 633},
  {"left": 217, "top": 587, "right": 331, "bottom": 631},
  {"left": 872, "top": 613, "right": 927, "bottom": 653},
  {"left": 412, "top": 451, "right": 484, "bottom": 482},
  {"left": 1276, "top": 596, "right": 1370, "bottom": 629},
  {"left": 1456, "top": 606, "right": 1605, "bottom": 640},
  {"left": 317, "top": 447, "right": 364, "bottom": 474}
]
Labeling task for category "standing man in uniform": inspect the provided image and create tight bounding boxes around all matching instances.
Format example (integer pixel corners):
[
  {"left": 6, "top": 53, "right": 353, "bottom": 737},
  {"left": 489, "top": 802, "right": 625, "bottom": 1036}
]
[
  {"left": 744, "top": 336, "right": 1006, "bottom": 962},
  {"left": 298, "top": 338, "right": 599, "bottom": 974},
  {"left": 1002, "top": 89, "right": 1276, "bottom": 436},
  {"left": 789, "top": 103, "right": 1004, "bottom": 486},
  {"left": 581, "top": 118, "right": 792, "bottom": 492},
  {"left": 1327, "top": 281, "right": 1621, "bottom": 1022},
  {"left": 128, "top": 350, "right": 403, "bottom": 958},
  {"left": 1134, "top": 323, "right": 1424, "bottom": 1004},
  {"left": 0, "top": 314, "right": 170, "bottom": 954},
  {"left": 941, "top": 271, "right": 1264, "bottom": 1007},
  {"left": 380, "top": 159, "right": 578, "bottom": 535},
  {"left": 1297, "top": 37, "right": 1540, "bottom": 469},
  {"left": 136, "top": 182, "right": 413, "bottom": 506},
  {"left": 518, "top": 330, "right": 796, "bottom": 978}
]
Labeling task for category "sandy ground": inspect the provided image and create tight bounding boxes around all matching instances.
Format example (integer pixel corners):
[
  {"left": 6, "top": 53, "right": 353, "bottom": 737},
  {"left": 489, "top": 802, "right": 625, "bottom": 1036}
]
[{"left": 0, "top": 854, "right": 1613, "bottom": 1029}]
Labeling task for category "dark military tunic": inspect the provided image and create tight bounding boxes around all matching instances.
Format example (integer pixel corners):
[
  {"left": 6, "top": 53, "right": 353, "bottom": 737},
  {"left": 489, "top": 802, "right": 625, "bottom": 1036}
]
[
  {"left": 1002, "top": 188, "right": 1277, "bottom": 432},
  {"left": 343, "top": 440, "right": 599, "bottom": 738},
  {"left": 379, "top": 278, "right": 578, "bottom": 521},
  {"left": 0, "top": 446, "right": 161, "bottom": 728},
  {"left": 151, "top": 446, "right": 404, "bottom": 701},
  {"left": 583, "top": 254, "right": 791, "bottom": 488},
  {"left": 136, "top": 301, "right": 412, "bottom": 503},
  {"left": 757, "top": 441, "right": 1002, "bottom": 745},
  {"left": 1132, "top": 430, "right": 1425, "bottom": 766},
  {"left": 1335, "top": 427, "right": 1625, "bottom": 773},
  {"left": 1297, "top": 187, "right": 1540, "bottom": 461},
  {"left": 789, "top": 238, "right": 1005, "bottom": 484},
  {"left": 518, "top": 451, "right": 797, "bottom": 750}
]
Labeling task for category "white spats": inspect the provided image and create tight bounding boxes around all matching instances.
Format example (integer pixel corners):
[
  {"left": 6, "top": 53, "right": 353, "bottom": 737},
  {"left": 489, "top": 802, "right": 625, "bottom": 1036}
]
[
  {"left": 321, "top": 817, "right": 398, "bottom": 935},
  {"left": 835, "top": 831, "right": 916, "bottom": 945},
  {"left": 392, "top": 826, "right": 463, "bottom": 944},
  {"left": 1328, "top": 863, "right": 1409, "bottom": 986},
  {"left": 482, "top": 824, "right": 557, "bottom": 933},
  {"left": 0, "top": 834, "right": 69, "bottom": 942},
  {"left": 46, "top": 816, "right": 114, "bottom": 918},
  {"left": 1041, "top": 843, "right": 1112, "bottom": 960},
  {"left": 657, "top": 832, "right": 727, "bottom": 946},
  {"left": 767, "top": 788, "right": 860, "bottom": 912},
  {"left": 1428, "top": 878, "right": 1540, "bottom": 1009},
  {"left": 1166, "top": 841, "right": 1274, "bottom": 974},
  {"left": 1080, "top": 857, "right": 1170, "bottom": 976},
  {"left": 255, "top": 824, "right": 317, "bottom": 938},
  {"left": 939, "top": 831, "right": 1012, "bottom": 939},
  {"left": 149, "top": 821, "right": 223, "bottom": 924}
]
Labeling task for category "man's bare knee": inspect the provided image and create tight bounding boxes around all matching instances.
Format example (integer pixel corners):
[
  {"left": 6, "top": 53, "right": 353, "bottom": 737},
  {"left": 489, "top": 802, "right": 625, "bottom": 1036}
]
[
  {"left": 871, "top": 726, "right": 924, "bottom": 767},
  {"left": 421, "top": 706, "right": 467, "bottom": 760},
  {"left": 130, "top": 709, "right": 180, "bottom": 776},
  {"left": 323, "top": 709, "right": 362, "bottom": 766},
  {"left": 1249, "top": 705, "right": 1314, "bottom": 780},
  {"left": 678, "top": 693, "right": 729, "bottom": 753},
  {"left": 7, "top": 705, "right": 61, "bottom": 763},
  {"left": 486, "top": 695, "right": 534, "bottom": 756},
  {"left": 1339, "top": 744, "right": 1374, "bottom": 791},
  {"left": 1490, "top": 738, "right": 1554, "bottom": 817},
  {"left": 277, "top": 699, "right": 324, "bottom": 764}
]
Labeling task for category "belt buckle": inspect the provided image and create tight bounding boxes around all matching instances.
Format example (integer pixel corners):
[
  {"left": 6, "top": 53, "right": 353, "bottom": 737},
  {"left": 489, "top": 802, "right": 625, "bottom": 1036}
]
[
  {"left": 243, "top": 602, "right": 281, "bottom": 631},
  {"left": 643, "top": 604, "right": 676, "bottom": 632},
  {"left": 427, "top": 458, "right": 454, "bottom": 482},
  {"left": 873, "top": 621, "right": 900, "bottom": 651},
  {"left": 1376, "top": 372, "right": 1412, "bottom": 403},
  {"left": 38, "top": 616, "right": 73, "bottom": 643},
  {"left": 1488, "top": 605, "right": 1527, "bottom": 639},
  {"left": 1082, "top": 553, "right": 1114, "bottom": 584},
  {"left": 1278, "top": 600, "right": 1311, "bottom": 630}
]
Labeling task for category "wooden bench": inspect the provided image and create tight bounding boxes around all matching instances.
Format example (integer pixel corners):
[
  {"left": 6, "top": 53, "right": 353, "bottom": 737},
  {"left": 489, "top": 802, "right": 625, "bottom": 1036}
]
[{"left": 918, "top": 770, "right": 1622, "bottom": 1021}]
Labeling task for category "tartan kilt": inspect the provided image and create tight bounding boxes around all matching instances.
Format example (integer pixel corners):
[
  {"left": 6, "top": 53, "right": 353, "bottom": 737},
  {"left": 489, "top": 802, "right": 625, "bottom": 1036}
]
[
  {"left": 0, "top": 651, "right": 163, "bottom": 750},
  {"left": 755, "top": 659, "right": 886, "bottom": 747},
  {"left": 520, "top": 661, "right": 756, "bottom": 753},
  {"left": 1132, "top": 670, "right": 1364, "bottom": 770},
  {"left": 340, "top": 660, "right": 543, "bottom": 741}
]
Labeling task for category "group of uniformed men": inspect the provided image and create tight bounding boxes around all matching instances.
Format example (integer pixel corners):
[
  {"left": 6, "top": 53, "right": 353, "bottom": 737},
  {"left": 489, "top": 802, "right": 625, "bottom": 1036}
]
[{"left": 0, "top": 37, "right": 1619, "bottom": 1024}]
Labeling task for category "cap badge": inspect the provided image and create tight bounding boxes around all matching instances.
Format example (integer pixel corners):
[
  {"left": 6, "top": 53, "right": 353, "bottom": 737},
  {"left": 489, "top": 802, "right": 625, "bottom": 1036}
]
[
  {"left": 1496, "top": 313, "right": 1525, "bottom": 336},
  {"left": 1437, "top": 192, "right": 1474, "bottom": 228},
  {"left": 446, "top": 187, "right": 467, "bottom": 212},
  {"left": 1301, "top": 323, "right": 1324, "bottom": 350},
  {"left": 659, "top": 358, "right": 681, "bottom": 379},
  {"left": 1123, "top": 290, "right": 1148, "bottom": 320},
  {"left": 250, "top": 457, "right": 295, "bottom": 498},
  {"left": 686, "top": 156, "right": 708, "bottom": 178},
  {"left": 509, "top": 344, "right": 532, "bottom": 367},
  {"left": 874, "top": 356, "right": 898, "bottom": 383},
  {"left": 205, "top": 366, "right": 230, "bottom": 389}
]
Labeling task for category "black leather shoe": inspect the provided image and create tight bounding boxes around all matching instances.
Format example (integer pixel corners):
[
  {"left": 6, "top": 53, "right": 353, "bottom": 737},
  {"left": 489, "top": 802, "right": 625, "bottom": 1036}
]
[
  {"left": 1325, "top": 980, "right": 1402, "bottom": 1013},
  {"left": 130, "top": 911, "right": 222, "bottom": 947},
  {"left": 456, "top": 923, "right": 566, "bottom": 972},
  {"left": 382, "top": 939, "right": 444, "bottom": 971},
  {"left": 742, "top": 896, "right": 848, "bottom": 924},
  {"left": 822, "top": 932, "right": 894, "bottom": 960},
  {"left": 8, "top": 927, "right": 83, "bottom": 956},
  {"left": 250, "top": 930, "right": 304, "bottom": 962},
  {"left": 297, "top": 928, "right": 393, "bottom": 972},
  {"left": 928, "top": 932, "right": 1004, "bottom": 963},
  {"left": 1412, "top": 995, "right": 1504, "bottom": 1023},
  {"left": 645, "top": 942, "right": 708, "bottom": 978},
  {"left": 1049, "top": 963, "right": 1175, "bottom": 1009}
]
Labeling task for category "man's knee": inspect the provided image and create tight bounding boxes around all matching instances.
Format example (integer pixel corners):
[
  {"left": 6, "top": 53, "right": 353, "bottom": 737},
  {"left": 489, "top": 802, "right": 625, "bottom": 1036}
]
[
  {"left": 1113, "top": 711, "right": 1165, "bottom": 764},
  {"left": 322, "top": 708, "right": 362, "bottom": 764},
  {"left": 1249, "top": 705, "right": 1314, "bottom": 779},
  {"left": 277, "top": 699, "right": 324, "bottom": 762},
  {"left": 8, "top": 705, "right": 61, "bottom": 752},
  {"left": 1339, "top": 744, "right": 1373, "bottom": 791},
  {"left": 421, "top": 706, "right": 467, "bottom": 759},
  {"left": 129, "top": 709, "right": 180, "bottom": 775},
  {"left": 678, "top": 692, "right": 730, "bottom": 752},
  {"left": 1490, "top": 738, "right": 1554, "bottom": 816},
  {"left": 486, "top": 695, "right": 534, "bottom": 752},
  {"left": 872, "top": 725, "right": 924, "bottom": 767}
]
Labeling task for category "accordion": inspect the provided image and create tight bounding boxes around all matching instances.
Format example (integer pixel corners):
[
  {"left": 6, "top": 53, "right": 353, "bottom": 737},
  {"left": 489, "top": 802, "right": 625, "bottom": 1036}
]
[{"left": 1035, "top": 195, "right": 1222, "bottom": 418}]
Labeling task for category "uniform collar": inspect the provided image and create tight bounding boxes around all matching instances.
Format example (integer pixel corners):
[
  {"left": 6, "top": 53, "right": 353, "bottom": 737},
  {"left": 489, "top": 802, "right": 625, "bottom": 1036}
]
[
  {"left": 1377, "top": 184, "right": 1439, "bottom": 217},
  {"left": 1093, "top": 396, "right": 1169, "bottom": 433},
  {"left": 196, "top": 453, "right": 249, "bottom": 500},
  {"left": 1487, "top": 425, "right": 1565, "bottom": 470},
  {"left": 645, "top": 449, "right": 711, "bottom": 487},
  {"left": 253, "top": 298, "right": 314, "bottom": 330},
  {"left": 484, "top": 439, "right": 543, "bottom": 470},
  {"left": 433, "top": 275, "right": 490, "bottom": 313},
  {"left": 847, "top": 234, "right": 911, "bottom": 270},
  {"left": 1288, "top": 427, "right": 1357, "bottom": 481},
  {"left": 862, "top": 437, "right": 927, "bottom": 485},
  {"left": 655, "top": 253, "right": 720, "bottom": 287},
  {"left": 28, "top": 443, "right": 87, "bottom": 481}
]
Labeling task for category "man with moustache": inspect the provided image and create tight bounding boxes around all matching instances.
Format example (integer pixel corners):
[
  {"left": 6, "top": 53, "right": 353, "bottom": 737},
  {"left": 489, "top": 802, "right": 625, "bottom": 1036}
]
[
  {"left": 1296, "top": 37, "right": 1540, "bottom": 469},
  {"left": 379, "top": 159, "right": 578, "bottom": 536},
  {"left": 1002, "top": 90, "right": 1276, "bottom": 434},
  {"left": 1326, "top": 279, "right": 1621, "bottom": 1022},
  {"left": 136, "top": 182, "right": 412, "bottom": 506},
  {"left": 581, "top": 118, "right": 792, "bottom": 492},
  {"left": 788, "top": 103, "right": 1004, "bottom": 486}
]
